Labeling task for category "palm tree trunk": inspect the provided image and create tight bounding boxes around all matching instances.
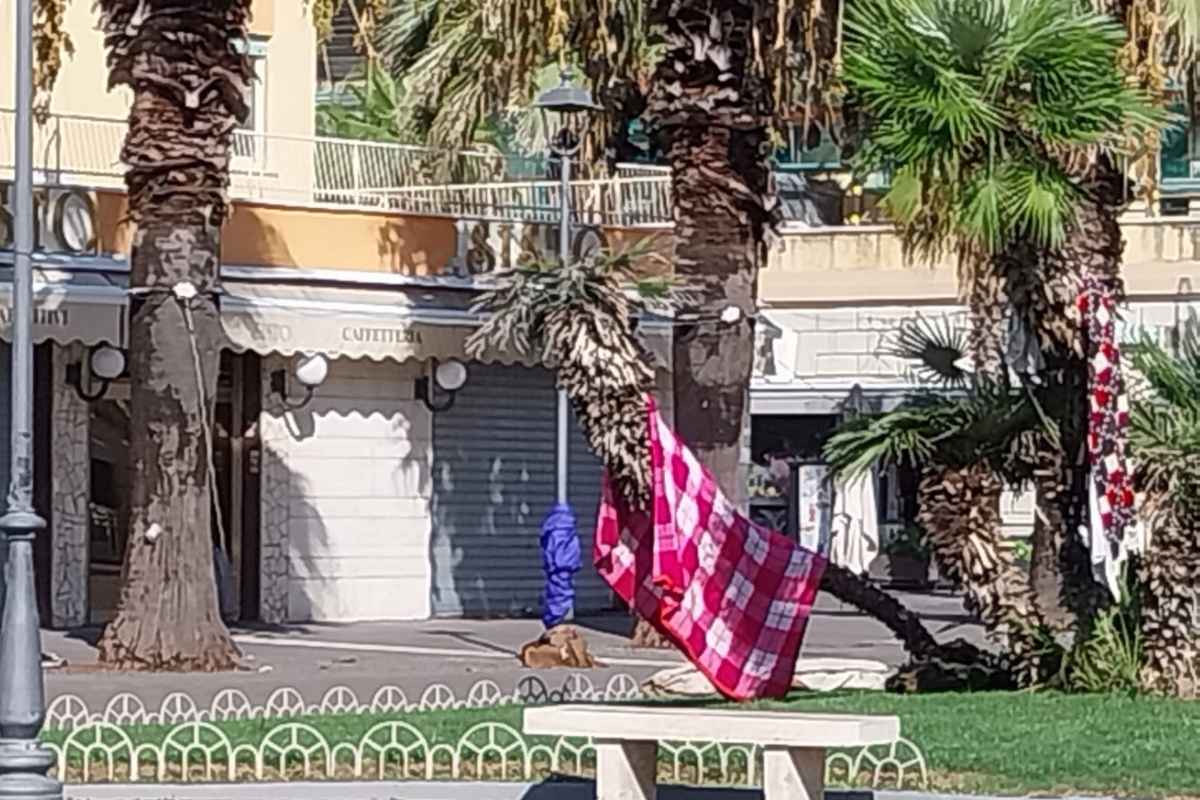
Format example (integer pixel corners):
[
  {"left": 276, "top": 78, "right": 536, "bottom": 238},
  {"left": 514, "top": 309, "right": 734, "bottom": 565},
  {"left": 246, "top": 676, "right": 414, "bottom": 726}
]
[
  {"left": 819, "top": 561, "right": 983, "bottom": 662},
  {"left": 918, "top": 463, "right": 1051, "bottom": 684},
  {"left": 649, "top": 0, "right": 775, "bottom": 501},
  {"left": 1139, "top": 512, "right": 1200, "bottom": 698},
  {"left": 1038, "top": 158, "right": 1129, "bottom": 635},
  {"left": 95, "top": 0, "right": 251, "bottom": 670},
  {"left": 1027, "top": 381, "right": 1104, "bottom": 634},
  {"left": 97, "top": 217, "right": 239, "bottom": 670}
]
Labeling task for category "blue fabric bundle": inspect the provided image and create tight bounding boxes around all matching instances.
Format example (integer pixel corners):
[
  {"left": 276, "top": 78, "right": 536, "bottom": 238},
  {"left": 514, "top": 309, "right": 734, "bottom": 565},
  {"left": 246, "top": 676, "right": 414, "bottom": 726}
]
[{"left": 540, "top": 503, "right": 581, "bottom": 629}]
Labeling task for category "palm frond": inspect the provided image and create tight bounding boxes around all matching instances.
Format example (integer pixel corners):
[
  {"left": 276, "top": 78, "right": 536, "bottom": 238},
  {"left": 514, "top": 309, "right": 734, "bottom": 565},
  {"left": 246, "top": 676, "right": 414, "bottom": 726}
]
[
  {"left": 380, "top": 0, "right": 658, "bottom": 160},
  {"left": 1130, "top": 332, "right": 1200, "bottom": 414},
  {"left": 466, "top": 240, "right": 684, "bottom": 505},
  {"left": 1165, "top": 0, "right": 1200, "bottom": 81},
  {"left": 824, "top": 399, "right": 943, "bottom": 479},
  {"left": 1129, "top": 331, "right": 1200, "bottom": 511},
  {"left": 880, "top": 313, "right": 971, "bottom": 388},
  {"left": 824, "top": 381, "right": 1047, "bottom": 483},
  {"left": 844, "top": 0, "right": 1166, "bottom": 261}
]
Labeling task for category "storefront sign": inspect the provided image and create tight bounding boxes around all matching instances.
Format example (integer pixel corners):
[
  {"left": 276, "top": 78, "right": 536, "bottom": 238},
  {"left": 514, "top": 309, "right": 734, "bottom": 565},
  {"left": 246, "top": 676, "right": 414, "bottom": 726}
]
[
  {"left": 0, "top": 286, "right": 126, "bottom": 345},
  {"left": 0, "top": 303, "right": 71, "bottom": 331},
  {"left": 221, "top": 316, "right": 294, "bottom": 349},
  {"left": 341, "top": 326, "right": 423, "bottom": 346},
  {"left": 0, "top": 183, "right": 99, "bottom": 257},
  {"left": 451, "top": 219, "right": 608, "bottom": 276}
]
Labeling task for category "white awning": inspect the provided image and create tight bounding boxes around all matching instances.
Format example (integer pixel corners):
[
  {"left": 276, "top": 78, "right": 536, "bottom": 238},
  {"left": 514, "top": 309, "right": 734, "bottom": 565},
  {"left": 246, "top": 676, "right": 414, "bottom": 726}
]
[
  {"left": 220, "top": 282, "right": 514, "bottom": 363},
  {"left": 221, "top": 281, "right": 673, "bottom": 368},
  {"left": 0, "top": 268, "right": 127, "bottom": 347}
]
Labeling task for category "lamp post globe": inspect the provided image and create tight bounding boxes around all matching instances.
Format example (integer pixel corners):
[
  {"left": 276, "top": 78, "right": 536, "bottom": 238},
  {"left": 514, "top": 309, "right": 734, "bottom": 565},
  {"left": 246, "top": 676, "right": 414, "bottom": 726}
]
[
  {"left": 89, "top": 346, "right": 126, "bottom": 382},
  {"left": 534, "top": 70, "right": 601, "bottom": 160},
  {"left": 294, "top": 353, "right": 330, "bottom": 390},
  {"left": 434, "top": 359, "right": 469, "bottom": 393}
]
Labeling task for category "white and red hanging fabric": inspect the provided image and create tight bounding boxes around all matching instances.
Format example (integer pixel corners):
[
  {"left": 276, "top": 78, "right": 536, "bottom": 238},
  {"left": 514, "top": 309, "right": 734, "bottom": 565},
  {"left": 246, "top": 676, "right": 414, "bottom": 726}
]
[
  {"left": 594, "top": 396, "right": 827, "bottom": 700},
  {"left": 1078, "top": 274, "right": 1139, "bottom": 595}
]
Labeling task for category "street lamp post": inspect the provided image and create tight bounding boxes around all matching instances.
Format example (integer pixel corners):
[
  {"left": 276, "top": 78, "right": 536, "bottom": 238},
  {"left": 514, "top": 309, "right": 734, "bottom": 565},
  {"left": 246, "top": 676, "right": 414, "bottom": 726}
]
[
  {"left": 532, "top": 71, "right": 599, "bottom": 629},
  {"left": 0, "top": 0, "right": 63, "bottom": 797}
]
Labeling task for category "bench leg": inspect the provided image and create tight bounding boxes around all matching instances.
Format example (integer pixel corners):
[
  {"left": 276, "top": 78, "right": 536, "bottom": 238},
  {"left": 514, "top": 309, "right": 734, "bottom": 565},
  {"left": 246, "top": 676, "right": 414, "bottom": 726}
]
[
  {"left": 595, "top": 739, "right": 657, "bottom": 800},
  {"left": 763, "top": 746, "right": 824, "bottom": 800}
]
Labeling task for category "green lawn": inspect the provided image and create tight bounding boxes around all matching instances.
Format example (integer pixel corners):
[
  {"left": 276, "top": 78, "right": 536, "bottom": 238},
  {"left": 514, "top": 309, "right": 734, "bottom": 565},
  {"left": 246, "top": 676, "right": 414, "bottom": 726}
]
[
  {"left": 42, "top": 691, "right": 1200, "bottom": 796},
  {"left": 754, "top": 691, "right": 1200, "bottom": 797}
]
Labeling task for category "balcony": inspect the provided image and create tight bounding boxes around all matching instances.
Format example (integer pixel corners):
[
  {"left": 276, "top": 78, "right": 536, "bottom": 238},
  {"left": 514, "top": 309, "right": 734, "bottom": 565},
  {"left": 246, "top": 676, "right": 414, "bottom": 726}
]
[
  {"left": 0, "top": 109, "right": 673, "bottom": 228},
  {"left": 764, "top": 217, "right": 1200, "bottom": 306},
  {"left": 7, "top": 108, "right": 1200, "bottom": 271}
]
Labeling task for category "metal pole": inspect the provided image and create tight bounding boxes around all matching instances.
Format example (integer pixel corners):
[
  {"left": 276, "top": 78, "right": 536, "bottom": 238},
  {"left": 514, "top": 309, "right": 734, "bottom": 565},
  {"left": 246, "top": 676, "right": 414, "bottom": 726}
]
[
  {"left": 0, "top": 0, "right": 61, "bottom": 796},
  {"left": 555, "top": 143, "right": 571, "bottom": 506}
]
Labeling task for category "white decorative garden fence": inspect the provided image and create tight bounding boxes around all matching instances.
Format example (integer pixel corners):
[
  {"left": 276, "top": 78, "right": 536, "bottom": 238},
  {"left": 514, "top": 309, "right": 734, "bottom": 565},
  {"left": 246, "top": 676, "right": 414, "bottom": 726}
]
[{"left": 43, "top": 675, "right": 928, "bottom": 789}]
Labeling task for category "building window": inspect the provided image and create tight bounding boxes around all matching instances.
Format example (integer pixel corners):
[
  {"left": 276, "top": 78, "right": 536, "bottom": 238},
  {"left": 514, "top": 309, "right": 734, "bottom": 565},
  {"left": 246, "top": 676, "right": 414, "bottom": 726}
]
[
  {"left": 778, "top": 125, "right": 843, "bottom": 171},
  {"left": 233, "top": 37, "right": 269, "bottom": 161},
  {"left": 1161, "top": 77, "right": 1198, "bottom": 181}
]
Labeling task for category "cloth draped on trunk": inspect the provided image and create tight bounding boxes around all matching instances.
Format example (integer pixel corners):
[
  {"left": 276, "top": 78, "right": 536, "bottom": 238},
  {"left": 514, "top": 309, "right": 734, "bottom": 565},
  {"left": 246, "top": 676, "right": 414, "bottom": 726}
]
[
  {"left": 540, "top": 503, "right": 581, "bottom": 629},
  {"left": 831, "top": 473, "right": 880, "bottom": 577},
  {"left": 1078, "top": 275, "right": 1140, "bottom": 598},
  {"left": 594, "top": 396, "right": 827, "bottom": 700},
  {"left": 1079, "top": 275, "right": 1136, "bottom": 544}
]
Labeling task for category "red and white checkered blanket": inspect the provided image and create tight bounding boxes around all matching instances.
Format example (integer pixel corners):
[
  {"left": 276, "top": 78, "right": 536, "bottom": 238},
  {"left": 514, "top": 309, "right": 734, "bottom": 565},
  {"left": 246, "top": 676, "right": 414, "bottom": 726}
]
[{"left": 594, "top": 396, "right": 827, "bottom": 700}]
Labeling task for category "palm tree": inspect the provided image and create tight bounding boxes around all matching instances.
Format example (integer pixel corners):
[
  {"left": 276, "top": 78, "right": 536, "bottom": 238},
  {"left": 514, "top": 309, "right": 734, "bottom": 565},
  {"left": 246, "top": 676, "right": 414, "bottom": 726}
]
[
  {"left": 1128, "top": 333, "right": 1200, "bottom": 697},
  {"left": 824, "top": 371, "right": 1058, "bottom": 684},
  {"left": 467, "top": 245, "right": 991, "bottom": 670},
  {"left": 90, "top": 1, "right": 253, "bottom": 670},
  {"left": 1066, "top": 0, "right": 1200, "bottom": 698},
  {"left": 842, "top": 0, "right": 1161, "bottom": 638},
  {"left": 381, "top": 0, "right": 841, "bottom": 497}
]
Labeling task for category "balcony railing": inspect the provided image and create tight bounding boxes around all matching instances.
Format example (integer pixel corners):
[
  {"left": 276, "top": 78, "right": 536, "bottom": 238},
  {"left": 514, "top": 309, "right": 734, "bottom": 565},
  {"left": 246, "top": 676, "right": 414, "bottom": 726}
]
[
  {"left": 0, "top": 109, "right": 674, "bottom": 226},
  {"left": 372, "top": 176, "right": 673, "bottom": 227}
]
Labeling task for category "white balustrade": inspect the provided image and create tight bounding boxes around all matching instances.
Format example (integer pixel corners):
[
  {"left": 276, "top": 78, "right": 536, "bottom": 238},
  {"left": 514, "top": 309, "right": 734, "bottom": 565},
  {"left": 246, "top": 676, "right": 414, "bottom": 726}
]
[{"left": 0, "top": 109, "right": 673, "bottom": 226}]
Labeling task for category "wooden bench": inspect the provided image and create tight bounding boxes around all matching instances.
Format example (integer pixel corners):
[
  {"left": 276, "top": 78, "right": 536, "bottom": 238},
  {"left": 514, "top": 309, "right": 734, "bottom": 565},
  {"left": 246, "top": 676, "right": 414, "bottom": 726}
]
[{"left": 525, "top": 704, "right": 900, "bottom": 800}]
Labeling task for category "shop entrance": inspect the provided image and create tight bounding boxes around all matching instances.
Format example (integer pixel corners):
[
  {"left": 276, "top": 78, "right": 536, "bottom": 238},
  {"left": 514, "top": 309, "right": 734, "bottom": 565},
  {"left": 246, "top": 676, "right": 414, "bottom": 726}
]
[
  {"left": 211, "top": 351, "right": 263, "bottom": 622},
  {"left": 87, "top": 350, "right": 262, "bottom": 624}
]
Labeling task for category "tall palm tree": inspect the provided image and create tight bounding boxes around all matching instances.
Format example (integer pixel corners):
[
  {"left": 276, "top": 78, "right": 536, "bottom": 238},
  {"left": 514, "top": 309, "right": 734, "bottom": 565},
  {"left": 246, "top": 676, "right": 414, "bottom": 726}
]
[
  {"left": 1069, "top": 0, "right": 1200, "bottom": 697},
  {"left": 381, "top": 0, "right": 841, "bottom": 498},
  {"left": 842, "top": 0, "right": 1161, "bottom": 639},
  {"left": 92, "top": 1, "right": 253, "bottom": 670},
  {"left": 467, "top": 246, "right": 992, "bottom": 672},
  {"left": 1129, "top": 333, "right": 1200, "bottom": 697}
]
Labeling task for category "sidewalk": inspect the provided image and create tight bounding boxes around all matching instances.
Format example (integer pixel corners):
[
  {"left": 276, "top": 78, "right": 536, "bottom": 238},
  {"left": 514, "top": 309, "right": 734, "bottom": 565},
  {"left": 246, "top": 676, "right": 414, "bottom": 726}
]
[{"left": 43, "top": 589, "right": 981, "bottom": 709}]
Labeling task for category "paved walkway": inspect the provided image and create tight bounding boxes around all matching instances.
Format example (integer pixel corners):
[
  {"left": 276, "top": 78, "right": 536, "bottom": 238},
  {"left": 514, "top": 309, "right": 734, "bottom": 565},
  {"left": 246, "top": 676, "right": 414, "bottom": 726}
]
[{"left": 43, "top": 589, "right": 981, "bottom": 708}]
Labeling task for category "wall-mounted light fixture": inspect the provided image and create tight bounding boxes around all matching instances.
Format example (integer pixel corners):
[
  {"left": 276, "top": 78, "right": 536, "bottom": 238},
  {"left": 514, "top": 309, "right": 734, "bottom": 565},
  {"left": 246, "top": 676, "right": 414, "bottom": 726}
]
[
  {"left": 270, "top": 353, "right": 329, "bottom": 411},
  {"left": 416, "top": 358, "right": 469, "bottom": 413},
  {"left": 66, "top": 345, "right": 127, "bottom": 402}
]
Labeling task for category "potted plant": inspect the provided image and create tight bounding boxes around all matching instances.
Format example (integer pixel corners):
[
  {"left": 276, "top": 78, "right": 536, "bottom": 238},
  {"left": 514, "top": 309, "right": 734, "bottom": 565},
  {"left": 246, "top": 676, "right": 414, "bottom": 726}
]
[{"left": 882, "top": 524, "right": 931, "bottom": 586}]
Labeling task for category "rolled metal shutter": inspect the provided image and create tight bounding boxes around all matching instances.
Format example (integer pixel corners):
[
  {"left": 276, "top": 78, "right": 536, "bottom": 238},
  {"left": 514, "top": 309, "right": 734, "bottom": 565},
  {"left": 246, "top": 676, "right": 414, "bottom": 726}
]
[{"left": 430, "top": 364, "right": 608, "bottom": 617}]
